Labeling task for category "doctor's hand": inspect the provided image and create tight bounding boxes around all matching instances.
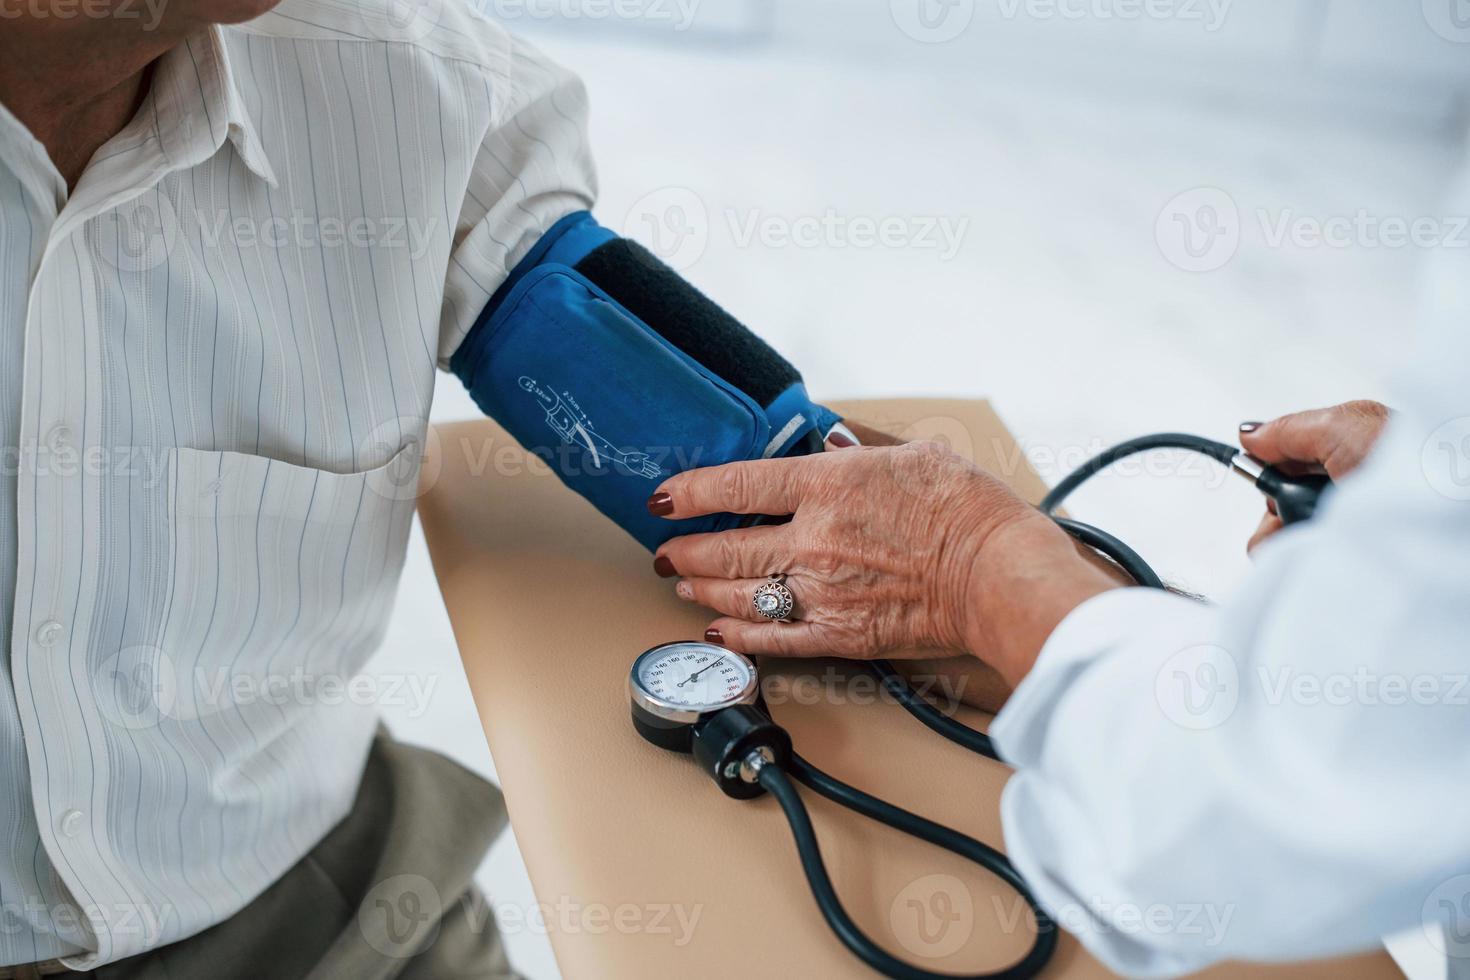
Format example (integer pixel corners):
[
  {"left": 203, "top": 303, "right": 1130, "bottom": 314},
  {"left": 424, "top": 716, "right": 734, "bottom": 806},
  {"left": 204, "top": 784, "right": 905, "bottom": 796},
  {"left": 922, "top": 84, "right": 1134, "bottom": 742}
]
[
  {"left": 1239, "top": 400, "right": 1390, "bottom": 552},
  {"left": 646, "top": 443, "right": 1118, "bottom": 686}
]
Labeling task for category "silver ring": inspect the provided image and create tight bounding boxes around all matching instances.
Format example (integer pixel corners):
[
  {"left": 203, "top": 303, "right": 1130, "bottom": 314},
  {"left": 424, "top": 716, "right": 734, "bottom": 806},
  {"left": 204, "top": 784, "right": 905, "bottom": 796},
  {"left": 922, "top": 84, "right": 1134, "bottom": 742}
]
[{"left": 752, "top": 574, "right": 796, "bottom": 623}]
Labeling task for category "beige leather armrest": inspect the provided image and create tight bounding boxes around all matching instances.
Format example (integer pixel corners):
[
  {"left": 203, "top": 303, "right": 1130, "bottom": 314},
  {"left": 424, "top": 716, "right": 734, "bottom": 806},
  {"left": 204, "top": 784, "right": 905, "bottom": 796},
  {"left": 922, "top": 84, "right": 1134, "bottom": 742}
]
[{"left": 419, "top": 398, "right": 1399, "bottom": 980}]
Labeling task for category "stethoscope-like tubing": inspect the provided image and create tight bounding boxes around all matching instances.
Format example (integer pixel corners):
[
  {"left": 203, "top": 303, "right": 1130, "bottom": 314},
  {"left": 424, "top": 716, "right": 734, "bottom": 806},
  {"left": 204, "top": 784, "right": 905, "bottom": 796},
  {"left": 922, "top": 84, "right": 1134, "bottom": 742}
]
[
  {"left": 760, "top": 758, "right": 1058, "bottom": 980},
  {"left": 743, "top": 431, "right": 1317, "bottom": 978}
]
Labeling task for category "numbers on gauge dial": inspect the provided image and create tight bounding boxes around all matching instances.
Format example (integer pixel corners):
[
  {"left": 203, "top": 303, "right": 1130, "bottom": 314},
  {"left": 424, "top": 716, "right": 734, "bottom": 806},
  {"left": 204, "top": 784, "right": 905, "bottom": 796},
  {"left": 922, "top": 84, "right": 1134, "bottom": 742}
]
[{"left": 638, "top": 645, "right": 752, "bottom": 709}]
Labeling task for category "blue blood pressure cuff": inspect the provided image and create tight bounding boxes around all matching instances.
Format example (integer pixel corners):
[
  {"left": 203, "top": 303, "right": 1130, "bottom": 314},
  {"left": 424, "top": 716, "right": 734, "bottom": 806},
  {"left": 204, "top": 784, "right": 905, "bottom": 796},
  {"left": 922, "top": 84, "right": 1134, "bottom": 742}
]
[{"left": 450, "top": 211, "right": 843, "bottom": 551}]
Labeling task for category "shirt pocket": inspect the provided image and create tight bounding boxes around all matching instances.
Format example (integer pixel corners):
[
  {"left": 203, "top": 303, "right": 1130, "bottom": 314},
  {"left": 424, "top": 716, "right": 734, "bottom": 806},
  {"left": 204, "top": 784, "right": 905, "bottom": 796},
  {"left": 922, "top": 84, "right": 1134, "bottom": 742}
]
[{"left": 157, "top": 444, "right": 419, "bottom": 724}]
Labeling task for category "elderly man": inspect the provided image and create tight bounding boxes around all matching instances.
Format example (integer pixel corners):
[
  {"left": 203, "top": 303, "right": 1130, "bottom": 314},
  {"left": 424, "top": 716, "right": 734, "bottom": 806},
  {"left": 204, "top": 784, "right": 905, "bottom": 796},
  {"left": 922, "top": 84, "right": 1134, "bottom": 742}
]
[
  {"left": 2, "top": 0, "right": 883, "bottom": 969},
  {"left": 0, "top": 0, "right": 605, "bottom": 975}
]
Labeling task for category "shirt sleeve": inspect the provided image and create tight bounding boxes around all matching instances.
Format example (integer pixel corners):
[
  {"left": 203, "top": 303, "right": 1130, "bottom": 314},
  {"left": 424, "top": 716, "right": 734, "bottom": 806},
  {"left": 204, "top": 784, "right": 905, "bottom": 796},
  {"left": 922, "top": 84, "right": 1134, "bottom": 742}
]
[
  {"left": 990, "top": 159, "right": 1470, "bottom": 975},
  {"left": 438, "top": 33, "right": 597, "bottom": 368}
]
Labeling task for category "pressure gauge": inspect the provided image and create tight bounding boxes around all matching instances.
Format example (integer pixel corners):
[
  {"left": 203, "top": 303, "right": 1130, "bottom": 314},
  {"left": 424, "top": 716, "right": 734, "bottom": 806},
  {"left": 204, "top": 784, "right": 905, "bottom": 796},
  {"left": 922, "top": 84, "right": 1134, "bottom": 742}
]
[
  {"left": 629, "top": 640, "right": 788, "bottom": 799},
  {"left": 629, "top": 641, "right": 759, "bottom": 752}
]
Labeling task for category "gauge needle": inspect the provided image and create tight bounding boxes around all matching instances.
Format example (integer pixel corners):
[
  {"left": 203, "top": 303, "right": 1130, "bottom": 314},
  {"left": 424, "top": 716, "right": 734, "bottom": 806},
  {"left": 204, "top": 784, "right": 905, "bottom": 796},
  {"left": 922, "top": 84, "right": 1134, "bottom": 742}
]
[{"left": 678, "top": 660, "right": 721, "bottom": 686}]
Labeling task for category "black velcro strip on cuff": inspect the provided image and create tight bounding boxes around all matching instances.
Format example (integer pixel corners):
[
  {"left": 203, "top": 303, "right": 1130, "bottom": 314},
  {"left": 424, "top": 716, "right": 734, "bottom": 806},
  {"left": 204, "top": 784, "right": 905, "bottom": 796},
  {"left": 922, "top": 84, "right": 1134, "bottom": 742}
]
[{"left": 574, "top": 239, "right": 802, "bottom": 408}]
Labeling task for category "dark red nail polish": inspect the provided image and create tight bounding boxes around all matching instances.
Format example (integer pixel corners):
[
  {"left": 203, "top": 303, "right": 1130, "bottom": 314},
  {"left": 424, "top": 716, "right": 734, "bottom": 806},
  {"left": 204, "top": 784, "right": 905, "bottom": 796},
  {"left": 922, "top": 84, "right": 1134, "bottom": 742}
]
[
  {"left": 1239, "top": 421, "right": 1263, "bottom": 434},
  {"left": 653, "top": 555, "right": 677, "bottom": 578},
  {"left": 703, "top": 628, "right": 724, "bottom": 645},
  {"left": 826, "top": 430, "right": 856, "bottom": 448},
  {"left": 647, "top": 492, "right": 674, "bottom": 516}
]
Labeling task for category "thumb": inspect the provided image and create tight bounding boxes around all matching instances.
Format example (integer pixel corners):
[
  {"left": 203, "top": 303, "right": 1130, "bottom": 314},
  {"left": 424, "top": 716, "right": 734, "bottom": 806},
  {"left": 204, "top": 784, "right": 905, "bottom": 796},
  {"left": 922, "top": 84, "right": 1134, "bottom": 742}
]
[
  {"left": 1239, "top": 407, "right": 1342, "bottom": 466},
  {"left": 1239, "top": 401, "right": 1388, "bottom": 480}
]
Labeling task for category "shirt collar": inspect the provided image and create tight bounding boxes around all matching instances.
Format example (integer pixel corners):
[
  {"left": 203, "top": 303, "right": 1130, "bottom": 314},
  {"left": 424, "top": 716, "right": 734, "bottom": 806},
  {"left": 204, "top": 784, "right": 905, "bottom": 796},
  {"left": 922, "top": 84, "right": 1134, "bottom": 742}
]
[
  {"left": 147, "top": 26, "right": 279, "bottom": 189},
  {"left": 0, "top": 94, "right": 67, "bottom": 214}
]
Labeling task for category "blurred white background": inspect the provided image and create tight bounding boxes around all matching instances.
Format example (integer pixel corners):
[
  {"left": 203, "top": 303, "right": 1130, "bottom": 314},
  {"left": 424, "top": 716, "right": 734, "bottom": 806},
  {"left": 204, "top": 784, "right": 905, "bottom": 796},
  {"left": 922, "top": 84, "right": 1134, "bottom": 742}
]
[{"left": 369, "top": 2, "right": 1470, "bottom": 977}]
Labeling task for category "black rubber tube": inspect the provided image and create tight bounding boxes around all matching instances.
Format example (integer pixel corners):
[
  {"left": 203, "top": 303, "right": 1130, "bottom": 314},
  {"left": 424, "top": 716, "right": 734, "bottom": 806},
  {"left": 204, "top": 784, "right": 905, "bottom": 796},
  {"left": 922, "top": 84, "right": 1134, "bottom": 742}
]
[
  {"left": 761, "top": 431, "right": 1236, "bottom": 977},
  {"left": 869, "top": 659, "right": 1000, "bottom": 760},
  {"left": 1050, "top": 517, "right": 1165, "bottom": 590},
  {"left": 1039, "top": 433, "right": 1238, "bottom": 514},
  {"left": 760, "top": 760, "right": 1057, "bottom": 980}
]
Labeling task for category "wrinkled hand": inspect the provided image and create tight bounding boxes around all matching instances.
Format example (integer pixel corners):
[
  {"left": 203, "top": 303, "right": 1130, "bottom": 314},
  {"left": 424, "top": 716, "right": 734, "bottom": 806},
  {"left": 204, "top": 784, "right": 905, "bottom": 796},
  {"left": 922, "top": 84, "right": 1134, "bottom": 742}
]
[
  {"left": 646, "top": 442, "right": 1060, "bottom": 661},
  {"left": 1240, "top": 400, "right": 1390, "bottom": 552}
]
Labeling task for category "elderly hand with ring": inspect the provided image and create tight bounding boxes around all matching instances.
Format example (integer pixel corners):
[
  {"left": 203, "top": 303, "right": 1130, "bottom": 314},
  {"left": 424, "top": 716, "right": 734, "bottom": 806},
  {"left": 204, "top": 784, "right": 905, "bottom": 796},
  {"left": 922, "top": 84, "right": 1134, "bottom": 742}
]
[
  {"left": 647, "top": 401, "right": 1390, "bottom": 690},
  {"left": 647, "top": 439, "right": 1123, "bottom": 688}
]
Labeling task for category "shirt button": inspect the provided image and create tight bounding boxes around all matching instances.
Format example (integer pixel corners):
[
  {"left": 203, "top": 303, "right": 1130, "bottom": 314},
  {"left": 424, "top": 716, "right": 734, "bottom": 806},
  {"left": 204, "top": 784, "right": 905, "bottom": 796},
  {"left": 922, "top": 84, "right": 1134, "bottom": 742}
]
[
  {"left": 58, "top": 809, "right": 84, "bottom": 838},
  {"left": 34, "top": 621, "right": 64, "bottom": 647},
  {"left": 45, "top": 424, "right": 73, "bottom": 452}
]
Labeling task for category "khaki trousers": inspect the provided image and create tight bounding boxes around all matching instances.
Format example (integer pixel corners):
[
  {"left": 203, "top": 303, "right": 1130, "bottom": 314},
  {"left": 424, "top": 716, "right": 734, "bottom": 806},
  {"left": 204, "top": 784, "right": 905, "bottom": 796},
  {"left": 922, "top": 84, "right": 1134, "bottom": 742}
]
[{"left": 5, "top": 733, "right": 519, "bottom": 980}]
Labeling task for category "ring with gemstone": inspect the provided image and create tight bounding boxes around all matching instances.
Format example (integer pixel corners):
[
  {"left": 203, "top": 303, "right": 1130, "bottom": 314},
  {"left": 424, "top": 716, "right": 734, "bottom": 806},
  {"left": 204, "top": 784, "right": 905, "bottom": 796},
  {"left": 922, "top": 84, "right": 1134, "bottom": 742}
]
[{"left": 752, "top": 574, "right": 796, "bottom": 623}]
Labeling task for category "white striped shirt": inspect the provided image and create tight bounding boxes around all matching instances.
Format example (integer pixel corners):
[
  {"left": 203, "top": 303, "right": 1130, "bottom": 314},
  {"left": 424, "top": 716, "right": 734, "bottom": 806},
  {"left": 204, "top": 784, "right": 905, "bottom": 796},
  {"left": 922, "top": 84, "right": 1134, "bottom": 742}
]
[{"left": 0, "top": 2, "right": 594, "bottom": 966}]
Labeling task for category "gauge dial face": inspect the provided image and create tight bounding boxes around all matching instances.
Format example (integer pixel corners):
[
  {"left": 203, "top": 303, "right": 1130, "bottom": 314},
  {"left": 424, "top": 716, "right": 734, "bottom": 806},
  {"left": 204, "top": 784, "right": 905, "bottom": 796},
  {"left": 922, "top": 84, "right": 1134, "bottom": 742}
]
[{"left": 633, "top": 642, "right": 755, "bottom": 712}]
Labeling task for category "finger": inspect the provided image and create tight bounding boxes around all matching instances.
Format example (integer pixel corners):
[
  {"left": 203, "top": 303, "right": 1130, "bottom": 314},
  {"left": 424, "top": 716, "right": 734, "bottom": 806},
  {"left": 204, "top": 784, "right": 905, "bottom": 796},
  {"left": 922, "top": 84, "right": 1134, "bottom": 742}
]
[
  {"left": 704, "top": 617, "right": 832, "bottom": 658},
  {"left": 824, "top": 423, "right": 859, "bottom": 450},
  {"left": 676, "top": 577, "right": 786, "bottom": 621},
  {"left": 649, "top": 454, "right": 831, "bottom": 520},
  {"left": 656, "top": 524, "right": 792, "bottom": 580},
  {"left": 1247, "top": 512, "right": 1284, "bottom": 554}
]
